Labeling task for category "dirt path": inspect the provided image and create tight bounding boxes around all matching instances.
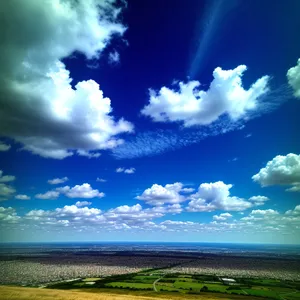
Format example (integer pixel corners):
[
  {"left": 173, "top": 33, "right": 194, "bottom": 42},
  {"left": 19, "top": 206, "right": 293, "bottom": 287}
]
[{"left": 153, "top": 275, "right": 165, "bottom": 292}]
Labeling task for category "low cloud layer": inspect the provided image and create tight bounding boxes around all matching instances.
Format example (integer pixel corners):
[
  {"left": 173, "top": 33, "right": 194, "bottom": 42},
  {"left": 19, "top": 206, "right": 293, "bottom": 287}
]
[{"left": 1, "top": 202, "right": 299, "bottom": 242}]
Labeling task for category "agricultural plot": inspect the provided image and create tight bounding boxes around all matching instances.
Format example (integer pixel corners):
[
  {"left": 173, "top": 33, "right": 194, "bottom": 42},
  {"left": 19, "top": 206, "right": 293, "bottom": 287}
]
[{"left": 47, "top": 271, "right": 300, "bottom": 300}]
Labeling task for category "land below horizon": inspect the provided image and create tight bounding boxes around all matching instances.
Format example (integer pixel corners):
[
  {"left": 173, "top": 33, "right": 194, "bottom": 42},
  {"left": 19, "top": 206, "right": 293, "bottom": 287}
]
[{"left": 1, "top": 243, "right": 300, "bottom": 300}]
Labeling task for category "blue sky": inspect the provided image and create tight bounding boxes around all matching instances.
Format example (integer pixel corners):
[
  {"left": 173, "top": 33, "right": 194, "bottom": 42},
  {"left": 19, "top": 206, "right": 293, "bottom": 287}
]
[{"left": 0, "top": 0, "right": 300, "bottom": 243}]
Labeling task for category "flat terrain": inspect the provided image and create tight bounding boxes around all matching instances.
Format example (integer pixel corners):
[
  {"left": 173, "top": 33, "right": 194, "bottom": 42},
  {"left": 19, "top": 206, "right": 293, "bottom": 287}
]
[
  {"left": 0, "top": 286, "right": 266, "bottom": 300},
  {"left": 47, "top": 271, "right": 300, "bottom": 300},
  {"left": 1, "top": 248, "right": 300, "bottom": 300}
]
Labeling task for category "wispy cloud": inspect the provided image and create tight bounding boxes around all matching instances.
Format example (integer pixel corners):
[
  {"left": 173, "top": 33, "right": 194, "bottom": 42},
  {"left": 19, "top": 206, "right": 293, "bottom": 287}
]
[
  {"left": 108, "top": 50, "right": 120, "bottom": 65},
  {"left": 112, "top": 116, "right": 243, "bottom": 159}
]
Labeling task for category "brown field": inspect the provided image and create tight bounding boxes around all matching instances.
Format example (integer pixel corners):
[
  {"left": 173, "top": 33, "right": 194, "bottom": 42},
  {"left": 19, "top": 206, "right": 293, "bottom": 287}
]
[{"left": 0, "top": 286, "right": 266, "bottom": 300}]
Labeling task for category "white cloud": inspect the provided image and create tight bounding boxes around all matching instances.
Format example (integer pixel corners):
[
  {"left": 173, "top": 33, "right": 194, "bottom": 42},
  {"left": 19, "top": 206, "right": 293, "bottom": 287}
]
[
  {"left": 252, "top": 153, "right": 300, "bottom": 191},
  {"left": 108, "top": 204, "right": 143, "bottom": 214},
  {"left": 287, "top": 58, "right": 300, "bottom": 98},
  {"left": 75, "top": 201, "right": 92, "bottom": 207},
  {"left": 96, "top": 178, "right": 107, "bottom": 182},
  {"left": 124, "top": 168, "right": 135, "bottom": 174},
  {"left": 186, "top": 181, "right": 253, "bottom": 212},
  {"left": 56, "top": 183, "right": 105, "bottom": 198},
  {"left": 112, "top": 119, "right": 243, "bottom": 159},
  {"left": 250, "top": 209, "right": 279, "bottom": 216},
  {"left": 286, "top": 184, "right": 300, "bottom": 192},
  {"left": 0, "top": 183, "right": 16, "bottom": 200},
  {"left": 248, "top": 195, "right": 269, "bottom": 206},
  {"left": 54, "top": 205, "right": 102, "bottom": 218},
  {"left": 48, "top": 177, "right": 69, "bottom": 185},
  {"left": 136, "top": 182, "right": 187, "bottom": 206},
  {"left": 77, "top": 150, "right": 101, "bottom": 159},
  {"left": 181, "top": 187, "right": 195, "bottom": 193},
  {"left": 108, "top": 50, "right": 120, "bottom": 65},
  {"left": 0, "top": 207, "right": 20, "bottom": 223},
  {"left": 141, "top": 65, "right": 269, "bottom": 126},
  {"left": 0, "top": 170, "right": 16, "bottom": 183},
  {"left": 116, "top": 167, "right": 136, "bottom": 174},
  {"left": 35, "top": 191, "right": 60, "bottom": 200},
  {"left": 213, "top": 212, "right": 232, "bottom": 221},
  {"left": 0, "top": 142, "right": 11, "bottom": 151},
  {"left": 0, "top": 0, "right": 133, "bottom": 159},
  {"left": 15, "top": 194, "right": 30, "bottom": 200},
  {"left": 285, "top": 205, "right": 300, "bottom": 215}
]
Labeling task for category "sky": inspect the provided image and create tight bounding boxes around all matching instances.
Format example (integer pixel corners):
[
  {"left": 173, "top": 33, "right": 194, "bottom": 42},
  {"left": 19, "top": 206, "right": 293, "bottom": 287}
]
[{"left": 0, "top": 0, "right": 300, "bottom": 244}]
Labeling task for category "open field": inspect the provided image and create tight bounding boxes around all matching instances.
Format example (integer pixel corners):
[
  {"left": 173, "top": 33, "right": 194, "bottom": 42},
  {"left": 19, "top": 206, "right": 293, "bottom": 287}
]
[
  {"left": 46, "top": 271, "right": 300, "bottom": 300},
  {"left": 0, "top": 286, "right": 268, "bottom": 300}
]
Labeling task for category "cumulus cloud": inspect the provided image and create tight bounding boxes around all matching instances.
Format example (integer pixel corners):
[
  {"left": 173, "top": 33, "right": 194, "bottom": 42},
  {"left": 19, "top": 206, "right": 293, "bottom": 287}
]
[
  {"left": 287, "top": 58, "right": 300, "bottom": 98},
  {"left": 250, "top": 209, "right": 279, "bottom": 216},
  {"left": 15, "top": 194, "right": 30, "bottom": 200},
  {"left": 0, "top": 142, "right": 11, "bottom": 151},
  {"left": 248, "top": 195, "right": 269, "bottom": 206},
  {"left": 3, "top": 202, "right": 300, "bottom": 239},
  {"left": 0, "top": 183, "right": 16, "bottom": 201},
  {"left": 0, "top": 170, "right": 16, "bottom": 183},
  {"left": 116, "top": 167, "right": 136, "bottom": 174},
  {"left": 252, "top": 153, "right": 300, "bottom": 191},
  {"left": 186, "top": 181, "right": 253, "bottom": 212},
  {"left": 75, "top": 201, "right": 92, "bottom": 207},
  {"left": 0, "top": 207, "right": 20, "bottom": 223},
  {"left": 136, "top": 182, "right": 187, "bottom": 206},
  {"left": 286, "top": 184, "right": 300, "bottom": 192},
  {"left": 56, "top": 183, "right": 105, "bottom": 198},
  {"left": 96, "top": 178, "right": 107, "bottom": 182},
  {"left": 141, "top": 65, "right": 270, "bottom": 127},
  {"left": 0, "top": 171, "right": 16, "bottom": 200},
  {"left": 213, "top": 212, "right": 232, "bottom": 221},
  {"left": 48, "top": 177, "right": 69, "bottom": 185},
  {"left": 0, "top": 0, "right": 133, "bottom": 159},
  {"left": 35, "top": 191, "right": 60, "bottom": 200},
  {"left": 36, "top": 183, "right": 104, "bottom": 200},
  {"left": 124, "top": 168, "right": 136, "bottom": 174},
  {"left": 77, "top": 150, "right": 101, "bottom": 159}
]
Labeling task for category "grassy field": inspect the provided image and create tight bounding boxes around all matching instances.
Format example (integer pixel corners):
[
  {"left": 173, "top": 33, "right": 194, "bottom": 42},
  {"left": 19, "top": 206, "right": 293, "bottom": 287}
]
[
  {"left": 45, "top": 271, "right": 300, "bottom": 300},
  {"left": 0, "top": 286, "right": 268, "bottom": 300}
]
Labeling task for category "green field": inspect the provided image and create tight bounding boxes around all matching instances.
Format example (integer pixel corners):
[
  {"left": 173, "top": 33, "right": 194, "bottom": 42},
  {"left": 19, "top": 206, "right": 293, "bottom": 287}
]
[{"left": 47, "top": 270, "right": 300, "bottom": 300}]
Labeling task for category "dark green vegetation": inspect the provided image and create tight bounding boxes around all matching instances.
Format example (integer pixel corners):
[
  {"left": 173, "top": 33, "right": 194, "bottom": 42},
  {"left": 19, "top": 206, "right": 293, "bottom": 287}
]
[{"left": 47, "top": 269, "right": 300, "bottom": 300}]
